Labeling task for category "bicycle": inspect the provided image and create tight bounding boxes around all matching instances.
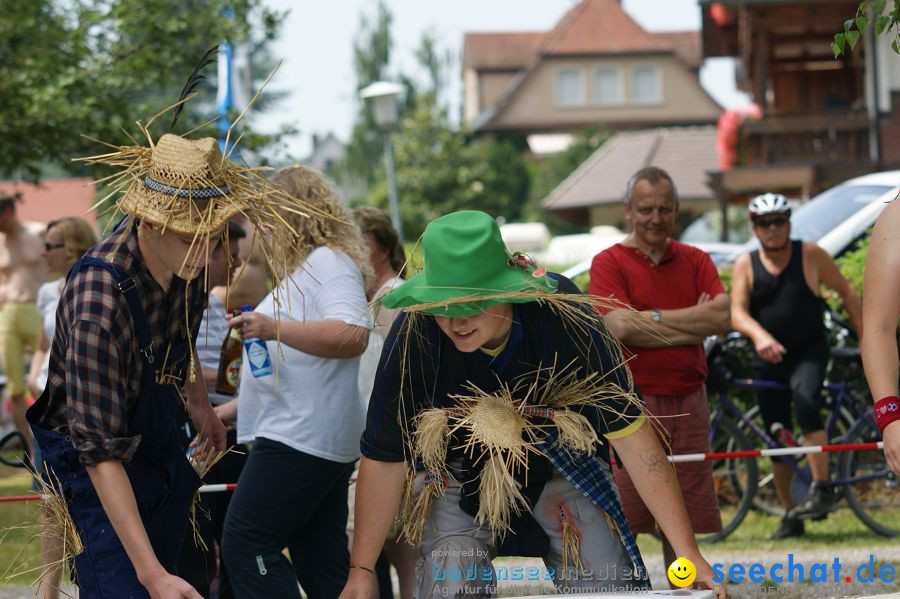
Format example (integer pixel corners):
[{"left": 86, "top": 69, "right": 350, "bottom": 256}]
[
  {"left": 701, "top": 333, "right": 898, "bottom": 542},
  {"left": 0, "top": 430, "right": 28, "bottom": 468}
]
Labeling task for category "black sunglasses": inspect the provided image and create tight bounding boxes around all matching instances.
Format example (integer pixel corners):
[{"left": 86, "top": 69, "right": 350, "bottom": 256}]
[
  {"left": 44, "top": 242, "right": 65, "bottom": 251},
  {"left": 754, "top": 217, "right": 789, "bottom": 229}
]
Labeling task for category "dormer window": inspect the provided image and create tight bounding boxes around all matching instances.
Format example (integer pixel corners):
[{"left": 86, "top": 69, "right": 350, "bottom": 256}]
[
  {"left": 555, "top": 68, "right": 586, "bottom": 107},
  {"left": 631, "top": 65, "right": 662, "bottom": 104}
]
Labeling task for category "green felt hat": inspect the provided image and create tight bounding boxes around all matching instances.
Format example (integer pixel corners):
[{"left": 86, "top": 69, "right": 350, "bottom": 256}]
[{"left": 381, "top": 210, "right": 557, "bottom": 317}]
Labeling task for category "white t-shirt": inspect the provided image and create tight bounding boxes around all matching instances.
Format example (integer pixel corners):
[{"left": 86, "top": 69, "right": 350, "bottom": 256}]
[
  {"left": 236, "top": 246, "right": 371, "bottom": 463},
  {"left": 357, "top": 276, "right": 403, "bottom": 411},
  {"left": 195, "top": 294, "right": 232, "bottom": 406},
  {"left": 35, "top": 279, "right": 63, "bottom": 391}
]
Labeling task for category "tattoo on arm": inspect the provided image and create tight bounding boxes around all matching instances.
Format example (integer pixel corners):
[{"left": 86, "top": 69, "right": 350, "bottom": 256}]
[{"left": 640, "top": 448, "right": 673, "bottom": 482}]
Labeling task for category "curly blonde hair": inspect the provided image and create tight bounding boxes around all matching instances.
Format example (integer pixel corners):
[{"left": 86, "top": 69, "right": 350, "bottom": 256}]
[{"left": 271, "top": 165, "right": 373, "bottom": 288}]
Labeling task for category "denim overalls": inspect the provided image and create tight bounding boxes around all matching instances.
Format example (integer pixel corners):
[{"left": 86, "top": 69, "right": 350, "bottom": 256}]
[{"left": 27, "top": 256, "right": 201, "bottom": 598}]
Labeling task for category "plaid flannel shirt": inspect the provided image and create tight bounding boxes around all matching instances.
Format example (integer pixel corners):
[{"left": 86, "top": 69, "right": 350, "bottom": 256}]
[{"left": 31, "top": 222, "right": 207, "bottom": 465}]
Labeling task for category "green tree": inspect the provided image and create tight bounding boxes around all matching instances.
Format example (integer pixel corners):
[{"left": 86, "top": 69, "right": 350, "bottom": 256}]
[
  {"left": 341, "top": 1, "right": 394, "bottom": 188},
  {"left": 365, "top": 98, "right": 530, "bottom": 239},
  {"left": 522, "top": 128, "right": 612, "bottom": 229},
  {"left": 0, "top": 0, "right": 283, "bottom": 182}
]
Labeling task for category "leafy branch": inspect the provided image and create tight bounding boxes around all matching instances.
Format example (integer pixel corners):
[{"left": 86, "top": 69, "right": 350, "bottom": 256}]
[{"left": 833, "top": 0, "right": 900, "bottom": 56}]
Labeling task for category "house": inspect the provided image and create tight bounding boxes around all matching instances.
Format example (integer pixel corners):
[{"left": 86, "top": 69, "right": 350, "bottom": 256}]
[
  {"left": 0, "top": 178, "right": 98, "bottom": 230},
  {"left": 701, "top": 0, "right": 900, "bottom": 201},
  {"left": 462, "top": 0, "right": 721, "bottom": 152},
  {"left": 303, "top": 132, "right": 345, "bottom": 173},
  {"left": 541, "top": 126, "right": 720, "bottom": 228}
]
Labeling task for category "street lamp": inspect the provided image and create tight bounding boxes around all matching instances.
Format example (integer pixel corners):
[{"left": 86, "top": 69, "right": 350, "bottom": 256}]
[{"left": 360, "top": 81, "right": 405, "bottom": 242}]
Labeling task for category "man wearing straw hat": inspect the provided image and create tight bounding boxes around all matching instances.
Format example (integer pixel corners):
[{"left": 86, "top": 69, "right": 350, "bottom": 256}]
[
  {"left": 26, "top": 127, "right": 303, "bottom": 598},
  {"left": 340, "top": 210, "right": 725, "bottom": 599}
]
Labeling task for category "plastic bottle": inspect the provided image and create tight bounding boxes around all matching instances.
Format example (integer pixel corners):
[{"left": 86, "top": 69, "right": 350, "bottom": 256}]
[
  {"left": 241, "top": 304, "right": 273, "bottom": 378},
  {"left": 770, "top": 422, "right": 797, "bottom": 447},
  {"left": 214, "top": 308, "right": 244, "bottom": 395}
]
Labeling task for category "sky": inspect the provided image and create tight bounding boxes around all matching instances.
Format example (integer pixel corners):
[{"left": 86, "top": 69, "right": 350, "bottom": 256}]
[{"left": 253, "top": 0, "right": 751, "bottom": 159}]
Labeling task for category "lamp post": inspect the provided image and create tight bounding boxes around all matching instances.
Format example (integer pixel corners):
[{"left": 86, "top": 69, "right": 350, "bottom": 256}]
[{"left": 360, "top": 81, "right": 405, "bottom": 241}]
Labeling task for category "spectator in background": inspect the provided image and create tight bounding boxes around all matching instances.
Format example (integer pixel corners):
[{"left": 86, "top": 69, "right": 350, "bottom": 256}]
[
  {"left": 589, "top": 166, "right": 730, "bottom": 576},
  {"left": 177, "top": 221, "right": 247, "bottom": 599},
  {"left": 25, "top": 216, "right": 97, "bottom": 599},
  {"left": 731, "top": 193, "right": 862, "bottom": 538},
  {"left": 28, "top": 217, "right": 98, "bottom": 399},
  {"left": 862, "top": 198, "right": 900, "bottom": 474},
  {"left": 0, "top": 192, "right": 45, "bottom": 458},
  {"left": 351, "top": 206, "right": 415, "bottom": 599},
  {"left": 222, "top": 165, "right": 372, "bottom": 599}
]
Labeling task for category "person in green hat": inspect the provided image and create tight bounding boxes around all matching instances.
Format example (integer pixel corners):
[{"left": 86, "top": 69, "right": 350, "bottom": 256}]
[{"left": 339, "top": 210, "right": 725, "bottom": 599}]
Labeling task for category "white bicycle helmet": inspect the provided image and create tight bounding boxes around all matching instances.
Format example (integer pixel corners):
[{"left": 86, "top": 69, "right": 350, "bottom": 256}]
[{"left": 748, "top": 193, "right": 791, "bottom": 217}]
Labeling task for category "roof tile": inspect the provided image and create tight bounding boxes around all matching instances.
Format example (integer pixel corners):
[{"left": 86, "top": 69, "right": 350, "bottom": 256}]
[
  {"left": 0, "top": 178, "right": 98, "bottom": 228},
  {"left": 542, "top": 126, "right": 718, "bottom": 210}
]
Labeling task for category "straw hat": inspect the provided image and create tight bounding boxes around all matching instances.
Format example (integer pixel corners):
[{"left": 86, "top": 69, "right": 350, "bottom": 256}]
[
  {"left": 382, "top": 210, "right": 558, "bottom": 317},
  {"left": 115, "top": 134, "right": 249, "bottom": 234}
]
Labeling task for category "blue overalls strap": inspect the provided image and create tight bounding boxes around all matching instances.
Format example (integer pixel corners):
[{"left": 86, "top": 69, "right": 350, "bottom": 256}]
[{"left": 73, "top": 256, "right": 155, "bottom": 365}]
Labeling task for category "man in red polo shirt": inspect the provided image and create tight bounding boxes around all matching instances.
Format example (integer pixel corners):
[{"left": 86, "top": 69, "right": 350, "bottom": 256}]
[{"left": 590, "top": 166, "right": 731, "bottom": 576}]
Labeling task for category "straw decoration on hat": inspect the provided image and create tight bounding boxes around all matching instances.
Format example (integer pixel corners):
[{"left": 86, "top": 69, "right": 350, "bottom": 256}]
[{"left": 74, "top": 47, "right": 335, "bottom": 309}]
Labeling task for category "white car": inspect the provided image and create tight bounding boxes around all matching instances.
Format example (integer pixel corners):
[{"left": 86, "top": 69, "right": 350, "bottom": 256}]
[{"left": 778, "top": 169, "right": 898, "bottom": 258}]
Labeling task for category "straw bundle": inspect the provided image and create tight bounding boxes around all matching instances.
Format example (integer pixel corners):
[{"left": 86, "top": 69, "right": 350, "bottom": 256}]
[{"left": 558, "top": 504, "right": 582, "bottom": 581}]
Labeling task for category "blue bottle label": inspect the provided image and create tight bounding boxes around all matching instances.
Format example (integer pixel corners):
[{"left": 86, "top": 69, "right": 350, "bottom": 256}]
[{"left": 245, "top": 339, "right": 272, "bottom": 377}]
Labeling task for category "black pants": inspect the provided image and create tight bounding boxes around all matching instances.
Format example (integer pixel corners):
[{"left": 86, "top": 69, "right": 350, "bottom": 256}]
[
  {"left": 754, "top": 345, "right": 828, "bottom": 462},
  {"left": 221, "top": 438, "right": 354, "bottom": 599},
  {"left": 177, "top": 426, "right": 247, "bottom": 599}
]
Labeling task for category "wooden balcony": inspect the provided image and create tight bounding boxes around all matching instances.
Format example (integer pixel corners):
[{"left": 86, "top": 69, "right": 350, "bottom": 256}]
[{"left": 740, "top": 110, "right": 871, "bottom": 167}]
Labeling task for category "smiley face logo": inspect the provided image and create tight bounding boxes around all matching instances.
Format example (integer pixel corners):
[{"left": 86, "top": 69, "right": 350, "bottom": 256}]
[{"left": 667, "top": 557, "right": 696, "bottom": 587}]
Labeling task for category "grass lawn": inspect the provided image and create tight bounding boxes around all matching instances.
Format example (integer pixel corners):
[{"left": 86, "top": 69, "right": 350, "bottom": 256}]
[
  {"left": 636, "top": 504, "right": 899, "bottom": 557},
  {"left": 2, "top": 460, "right": 897, "bottom": 589},
  {"left": 0, "top": 464, "right": 43, "bottom": 588}
]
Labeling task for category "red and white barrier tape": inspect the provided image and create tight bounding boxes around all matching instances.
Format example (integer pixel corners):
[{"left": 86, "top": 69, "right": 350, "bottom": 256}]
[
  {"left": 0, "top": 482, "right": 238, "bottom": 503},
  {"left": 668, "top": 441, "right": 884, "bottom": 463},
  {"left": 0, "top": 442, "right": 887, "bottom": 503}
]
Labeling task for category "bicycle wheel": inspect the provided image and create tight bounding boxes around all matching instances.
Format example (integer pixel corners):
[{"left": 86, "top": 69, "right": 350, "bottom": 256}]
[
  {"left": 730, "top": 404, "right": 785, "bottom": 517},
  {"left": 736, "top": 403, "right": 857, "bottom": 517},
  {"left": 839, "top": 420, "right": 900, "bottom": 537},
  {"left": 0, "top": 431, "right": 28, "bottom": 468},
  {"left": 700, "top": 417, "right": 758, "bottom": 543}
]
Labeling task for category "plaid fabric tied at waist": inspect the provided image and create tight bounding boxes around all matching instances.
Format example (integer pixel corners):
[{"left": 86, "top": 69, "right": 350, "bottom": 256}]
[{"left": 538, "top": 430, "right": 650, "bottom": 588}]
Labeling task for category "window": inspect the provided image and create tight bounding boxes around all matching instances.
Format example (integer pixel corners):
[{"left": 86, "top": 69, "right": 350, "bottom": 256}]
[
  {"left": 631, "top": 66, "right": 661, "bottom": 104},
  {"left": 593, "top": 66, "right": 622, "bottom": 105},
  {"left": 555, "top": 68, "right": 586, "bottom": 107}
]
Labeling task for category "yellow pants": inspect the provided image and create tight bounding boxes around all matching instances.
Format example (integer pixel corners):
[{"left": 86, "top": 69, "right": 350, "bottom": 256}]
[{"left": 0, "top": 302, "right": 41, "bottom": 397}]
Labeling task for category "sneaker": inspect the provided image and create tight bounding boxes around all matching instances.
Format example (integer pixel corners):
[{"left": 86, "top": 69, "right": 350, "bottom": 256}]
[
  {"left": 771, "top": 515, "right": 804, "bottom": 540},
  {"left": 787, "top": 482, "right": 836, "bottom": 520}
]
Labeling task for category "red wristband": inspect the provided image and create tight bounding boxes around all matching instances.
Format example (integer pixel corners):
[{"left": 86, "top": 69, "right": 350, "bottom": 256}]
[{"left": 874, "top": 396, "right": 900, "bottom": 434}]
